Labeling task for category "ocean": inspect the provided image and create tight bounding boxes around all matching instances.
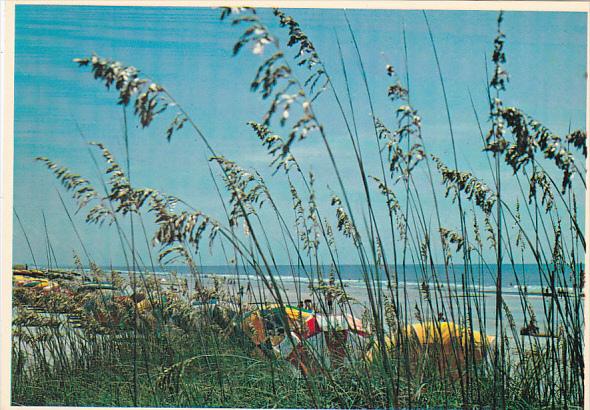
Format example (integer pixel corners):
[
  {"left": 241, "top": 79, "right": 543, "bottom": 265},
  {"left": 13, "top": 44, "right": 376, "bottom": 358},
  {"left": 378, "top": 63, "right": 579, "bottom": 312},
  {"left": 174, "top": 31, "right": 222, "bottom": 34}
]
[{"left": 108, "top": 263, "right": 581, "bottom": 294}]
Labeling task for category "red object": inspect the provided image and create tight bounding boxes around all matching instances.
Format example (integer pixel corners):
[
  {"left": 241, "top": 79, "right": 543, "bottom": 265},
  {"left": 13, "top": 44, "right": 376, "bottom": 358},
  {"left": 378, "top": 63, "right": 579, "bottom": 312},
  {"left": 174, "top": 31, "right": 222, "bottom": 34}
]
[{"left": 303, "top": 315, "right": 321, "bottom": 339}]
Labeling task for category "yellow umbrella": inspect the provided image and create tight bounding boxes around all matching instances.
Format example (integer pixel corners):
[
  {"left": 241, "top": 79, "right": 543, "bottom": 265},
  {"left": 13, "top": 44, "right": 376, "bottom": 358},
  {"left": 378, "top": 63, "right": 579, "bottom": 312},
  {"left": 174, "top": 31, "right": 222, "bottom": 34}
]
[
  {"left": 405, "top": 321, "right": 493, "bottom": 347},
  {"left": 368, "top": 321, "right": 494, "bottom": 364}
]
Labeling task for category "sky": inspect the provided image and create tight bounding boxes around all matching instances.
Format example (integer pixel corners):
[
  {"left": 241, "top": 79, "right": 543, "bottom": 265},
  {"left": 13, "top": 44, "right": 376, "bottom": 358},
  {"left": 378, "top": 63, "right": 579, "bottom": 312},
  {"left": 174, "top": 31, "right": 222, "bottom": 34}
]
[{"left": 11, "top": 5, "right": 587, "bottom": 268}]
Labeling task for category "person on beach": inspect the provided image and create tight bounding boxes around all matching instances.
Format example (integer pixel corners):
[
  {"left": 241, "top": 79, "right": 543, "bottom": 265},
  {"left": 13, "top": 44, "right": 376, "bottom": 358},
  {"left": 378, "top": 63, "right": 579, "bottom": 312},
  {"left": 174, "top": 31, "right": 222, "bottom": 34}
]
[
  {"left": 520, "top": 319, "right": 539, "bottom": 336},
  {"left": 327, "top": 277, "right": 335, "bottom": 313},
  {"left": 420, "top": 281, "right": 429, "bottom": 293},
  {"left": 327, "top": 292, "right": 334, "bottom": 314}
]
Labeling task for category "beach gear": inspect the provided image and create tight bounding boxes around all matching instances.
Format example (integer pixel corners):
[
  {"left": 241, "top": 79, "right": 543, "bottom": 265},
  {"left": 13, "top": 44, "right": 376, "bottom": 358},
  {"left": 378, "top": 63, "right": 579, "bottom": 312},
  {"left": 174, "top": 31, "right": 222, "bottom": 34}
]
[
  {"left": 241, "top": 305, "right": 370, "bottom": 374},
  {"left": 78, "top": 282, "right": 117, "bottom": 291},
  {"left": 367, "top": 321, "right": 495, "bottom": 377},
  {"left": 12, "top": 269, "right": 46, "bottom": 278},
  {"left": 13, "top": 275, "right": 59, "bottom": 291},
  {"left": 315, "top": 313, "right": 370, "bottom": 336},
  {"left": 404, "top": 321, "right": 493, "bottom": 348},
  {"left": 368, "top": 321, "right": 494, "bottom": 355}
]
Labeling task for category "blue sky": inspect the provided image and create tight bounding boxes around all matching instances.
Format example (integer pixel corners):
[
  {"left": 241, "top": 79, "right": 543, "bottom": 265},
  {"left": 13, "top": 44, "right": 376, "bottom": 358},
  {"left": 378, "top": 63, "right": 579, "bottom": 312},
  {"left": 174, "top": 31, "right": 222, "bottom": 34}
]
[{"left": 12, "top": 5, "right": 587, "bottom": 267}]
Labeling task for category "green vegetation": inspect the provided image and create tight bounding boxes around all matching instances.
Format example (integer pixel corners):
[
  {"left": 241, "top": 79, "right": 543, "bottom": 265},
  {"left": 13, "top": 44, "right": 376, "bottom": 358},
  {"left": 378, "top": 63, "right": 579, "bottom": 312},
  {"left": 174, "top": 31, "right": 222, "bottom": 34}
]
[{"left": 12, "top": 8, "right": 585, "bottom": 408}]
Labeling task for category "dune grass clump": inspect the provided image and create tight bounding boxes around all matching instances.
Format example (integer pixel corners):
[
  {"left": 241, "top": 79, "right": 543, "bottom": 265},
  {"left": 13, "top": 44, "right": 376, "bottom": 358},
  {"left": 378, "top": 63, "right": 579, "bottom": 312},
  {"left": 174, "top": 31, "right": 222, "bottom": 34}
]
[{"left": 11, "top": 7, "right": 585, "bottom": 409}]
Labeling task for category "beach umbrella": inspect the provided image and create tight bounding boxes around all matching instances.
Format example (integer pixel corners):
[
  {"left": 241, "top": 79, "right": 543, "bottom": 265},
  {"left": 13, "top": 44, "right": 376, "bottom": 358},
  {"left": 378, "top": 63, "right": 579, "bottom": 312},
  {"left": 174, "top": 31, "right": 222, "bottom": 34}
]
[
  {"left": 283, "top": 305, "right": 314, "bottom": 320},
  {"left": 367, "top": 321, "right": 495, "bottom": 378},
  {"left": 345, "top": 314, "right": 370, "bottom": 336},
  {"left": 302, "top": 313, "right": 373, "bottom": 366},
  {"left": 314, "top": 313, "right": 370, "bottom": 336},
  {"left": 403, "top": 321, "right": 494, "bottom": 352},
  {"left": 368, "top": 321, "right": 493, "bottom": 352},
  {"left": 293, "top": 314, "right": 321, "bottom": 339},
  {"left": 275, "top": 305, "right": 321, "bottom": 339},
  {"left": 241, "top": 306, "right": 371, "bottom": 374}
]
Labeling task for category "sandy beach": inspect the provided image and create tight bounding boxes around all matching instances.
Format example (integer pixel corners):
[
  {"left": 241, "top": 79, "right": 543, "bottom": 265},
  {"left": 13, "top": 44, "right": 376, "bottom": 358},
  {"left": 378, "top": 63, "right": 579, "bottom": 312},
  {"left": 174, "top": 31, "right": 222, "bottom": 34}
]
[{"left": 191, "top": 270, "right": 571, "bottom": 339}]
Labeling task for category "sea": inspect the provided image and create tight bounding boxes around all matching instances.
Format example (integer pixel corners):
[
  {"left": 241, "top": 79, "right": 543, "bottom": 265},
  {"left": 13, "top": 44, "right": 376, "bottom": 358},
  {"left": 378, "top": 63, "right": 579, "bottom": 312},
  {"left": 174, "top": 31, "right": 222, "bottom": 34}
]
[{"left": 106, "top": 263, "right": 581, "bottom": 295}]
